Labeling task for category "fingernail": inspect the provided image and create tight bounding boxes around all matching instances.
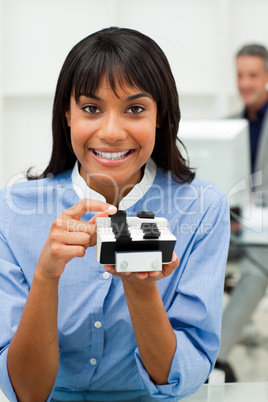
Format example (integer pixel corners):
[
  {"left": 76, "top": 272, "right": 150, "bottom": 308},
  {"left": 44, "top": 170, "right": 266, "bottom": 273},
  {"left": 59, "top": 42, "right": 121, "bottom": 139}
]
[
  {"left": 172, "top": 252, "right": 177, "bottom": 262},
  {"left": 108, "top": 205, "right": 117, "bottom": 211}
]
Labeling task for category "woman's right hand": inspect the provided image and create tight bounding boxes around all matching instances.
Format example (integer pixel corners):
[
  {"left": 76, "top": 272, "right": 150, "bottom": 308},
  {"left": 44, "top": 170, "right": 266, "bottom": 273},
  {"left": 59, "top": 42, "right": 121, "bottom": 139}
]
[{"left": 35, "top": 198, "right": 117, "bottom": 280}]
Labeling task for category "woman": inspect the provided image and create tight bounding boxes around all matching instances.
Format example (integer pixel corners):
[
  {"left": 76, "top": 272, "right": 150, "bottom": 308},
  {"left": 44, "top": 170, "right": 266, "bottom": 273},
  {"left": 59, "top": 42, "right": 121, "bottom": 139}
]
[{"left": 0, "top": 27, "right": 230, "bottom": 401}]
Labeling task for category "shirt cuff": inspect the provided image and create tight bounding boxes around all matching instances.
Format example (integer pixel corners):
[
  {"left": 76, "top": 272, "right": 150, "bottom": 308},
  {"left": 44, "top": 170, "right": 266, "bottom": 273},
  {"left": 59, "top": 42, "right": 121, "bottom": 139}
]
[
  {"left": 134, "top": 330, "right": 210, "bottom": 400},
  {"left": 0, "top": 345, "right": 18, "bottom": 402},
  {"left": 0, "top": 345, "right": 56, "bottom": 402}
]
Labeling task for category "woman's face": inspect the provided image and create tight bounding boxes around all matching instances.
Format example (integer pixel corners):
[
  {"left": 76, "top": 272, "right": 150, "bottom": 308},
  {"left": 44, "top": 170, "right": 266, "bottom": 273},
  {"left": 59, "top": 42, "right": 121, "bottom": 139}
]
[{"left": 65, "top": 75, "right": 159, "bottom": 203}]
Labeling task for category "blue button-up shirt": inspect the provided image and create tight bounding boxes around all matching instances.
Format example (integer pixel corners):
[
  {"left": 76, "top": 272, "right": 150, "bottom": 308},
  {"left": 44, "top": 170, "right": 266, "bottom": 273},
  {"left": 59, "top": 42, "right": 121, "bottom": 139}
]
[{"left": 0, "top": 160, "right": 230, "bottom": 401}]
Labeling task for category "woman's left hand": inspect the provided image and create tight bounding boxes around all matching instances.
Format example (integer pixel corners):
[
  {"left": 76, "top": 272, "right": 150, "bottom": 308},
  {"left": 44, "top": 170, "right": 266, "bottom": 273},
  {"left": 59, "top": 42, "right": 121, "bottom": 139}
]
[
  {"left": 105, "top": 252, "right": 180, "bottom": 385},
  {"left": 104, "top": 251, "right": 179, "bottom": 283}
]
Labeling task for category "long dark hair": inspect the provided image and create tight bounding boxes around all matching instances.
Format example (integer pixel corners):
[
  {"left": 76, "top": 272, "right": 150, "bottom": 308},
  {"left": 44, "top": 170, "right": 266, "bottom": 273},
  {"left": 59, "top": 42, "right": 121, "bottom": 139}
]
[{"left": 28, "top": 27, "right": 195, "bottom": 183}]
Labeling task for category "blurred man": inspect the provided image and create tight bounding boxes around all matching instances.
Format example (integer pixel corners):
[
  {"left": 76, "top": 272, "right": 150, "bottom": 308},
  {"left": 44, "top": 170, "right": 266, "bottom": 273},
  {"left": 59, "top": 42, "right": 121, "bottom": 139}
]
[
  {"left": 235, "top": 44, "right": 268, "bottom": 194},
  {"left": 215, "top": 44, "right": 268, "bottom": 382}
]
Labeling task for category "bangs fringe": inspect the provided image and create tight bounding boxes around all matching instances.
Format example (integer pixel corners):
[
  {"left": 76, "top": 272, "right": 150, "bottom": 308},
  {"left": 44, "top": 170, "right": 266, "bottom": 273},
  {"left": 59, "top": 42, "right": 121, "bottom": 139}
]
[{"left": 73, "top": 48, "right": 144, "bottom": 100}]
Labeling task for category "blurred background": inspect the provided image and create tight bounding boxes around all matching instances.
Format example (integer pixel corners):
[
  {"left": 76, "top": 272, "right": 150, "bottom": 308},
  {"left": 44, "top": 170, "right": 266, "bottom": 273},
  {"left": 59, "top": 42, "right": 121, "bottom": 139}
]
[
  {"left": 1, "top": 0, "right": 268, "bottom": 188},
  {"left": 0, "top": 0, "right": 268, "bottom": 386}
]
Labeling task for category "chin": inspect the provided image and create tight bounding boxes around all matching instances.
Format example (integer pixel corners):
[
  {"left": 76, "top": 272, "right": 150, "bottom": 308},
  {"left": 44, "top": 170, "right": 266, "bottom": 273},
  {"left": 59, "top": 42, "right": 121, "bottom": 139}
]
[{"left": 243, "top": 98, "right": 256, "bottom": 108}]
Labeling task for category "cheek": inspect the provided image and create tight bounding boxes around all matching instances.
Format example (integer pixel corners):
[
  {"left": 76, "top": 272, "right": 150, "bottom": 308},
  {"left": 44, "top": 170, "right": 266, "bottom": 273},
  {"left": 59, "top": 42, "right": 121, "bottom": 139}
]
[
  {"left": 70, "top": 121, "right": 93, "bottom": 147},
  {"left": 137, "top": 133, "right": 155, "bottom": 157},
  {"left": 134, "top": 121, "right": 156, "bottom": 148},
  {"left": 258, "top": 78, "right": 267, "bottom": 89}
]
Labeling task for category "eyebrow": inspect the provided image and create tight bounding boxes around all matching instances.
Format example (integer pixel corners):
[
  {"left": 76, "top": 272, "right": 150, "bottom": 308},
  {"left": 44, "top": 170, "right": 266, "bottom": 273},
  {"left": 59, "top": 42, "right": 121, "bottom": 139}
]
[
  {"left": 78, "top": 92, "right": 152, "bottom": 102},
  {"left": 124, "top": 93, "right": 152, "bottom": 102}
]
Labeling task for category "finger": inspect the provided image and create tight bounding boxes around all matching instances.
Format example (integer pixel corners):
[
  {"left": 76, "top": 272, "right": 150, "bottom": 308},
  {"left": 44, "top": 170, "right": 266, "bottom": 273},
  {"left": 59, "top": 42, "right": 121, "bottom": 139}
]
[
  {"left": 121, "top": 272, "right": 132, "bottom": 277},
  {"left": 64, "top": 219, "right": 94, "bottom": 234},
  {"left": 64, "top": 245, "right": 87, "bottom": 260},
  {"left": 162, "top": 252, "right": 180, "bottom": 276},
  {"left": 62, "top": 198, "right": 117, "bottom": 220},
  {"left": 89, "top": 211, "right": 114, "bottom": 224},
  {"left": 50, "top": 244, "right": 87, "bottom": 261},
  {"left": 148, "top": 271, "right": 162, "bottom": 278},
  {"left": 104, "top": 265, "right": 117, "bottom": 274},
  {"left": 134, "top": 272, "right": 149, "bottom": 280},
  {"left": 52, "top": 217, "right": 94, "bottom": 236},
  {"left": 64, "top": 232, "right": 91, "bottom": 247},
  {"left": 171, "top": 251, "right": 180, "bottom": 267},
  {"left": 50, "top": 225, "right": 91, "bottom": 247}
]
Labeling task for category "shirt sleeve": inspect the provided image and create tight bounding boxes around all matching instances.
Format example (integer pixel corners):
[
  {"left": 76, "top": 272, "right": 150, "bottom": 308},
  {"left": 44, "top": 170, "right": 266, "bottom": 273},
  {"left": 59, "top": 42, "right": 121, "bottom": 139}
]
[
  {"left": 0, "top": 221, "right": 57, "bottom": 402},
  {"left": 0, "top": 224, "right": 30, "bottom": 401},
  {"left": 134, "top": 193, "right": 230, "bottom": 400}
]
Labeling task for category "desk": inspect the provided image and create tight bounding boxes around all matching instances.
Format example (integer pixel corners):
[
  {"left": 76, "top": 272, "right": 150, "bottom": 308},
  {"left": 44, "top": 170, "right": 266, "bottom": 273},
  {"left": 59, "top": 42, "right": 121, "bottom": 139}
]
[
  {"left": 231, "top": 229, "right": 268, "bottom": 248},
  {"left": 0, "top": 390, "right": 9, "bottom": 402},
  {"left": 230, "top": 205, "right": 268, "bottom": 279},
  {"left": 230, "top": 204, "right": 268, "bottom": 277},
  {"left": 185, "top": 383, "right": 268, "bottom": 402},
  {"left": 225, "top": 205, "right": 268, "bottom": 358},
  {"left": 1, "top": 383, "right": 268, "bottom": 401},
  {"left": 230, "top": 204, "right": 268, "bottom": 247}
]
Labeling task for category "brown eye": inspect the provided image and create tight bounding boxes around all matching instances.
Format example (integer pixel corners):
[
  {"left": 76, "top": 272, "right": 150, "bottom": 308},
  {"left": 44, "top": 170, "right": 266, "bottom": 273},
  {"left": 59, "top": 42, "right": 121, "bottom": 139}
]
[
  {"left": 83, "top": 105, "right": 100, "bottom": 114},
  {"left": 127, "top": 106, "right": 144, "bottom": 114}
]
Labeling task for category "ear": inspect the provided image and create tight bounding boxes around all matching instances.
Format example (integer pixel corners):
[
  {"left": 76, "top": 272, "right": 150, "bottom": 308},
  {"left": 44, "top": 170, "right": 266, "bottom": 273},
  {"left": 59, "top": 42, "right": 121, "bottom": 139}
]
[
  {"left": 156, "top": 115, "right": 161, "bottom": 128},
  {"left": 266, "top": 73, "right": 268, "bottom": 91},
  {"left": 65, "top": 109, "right": 71, "bottom": 127}
]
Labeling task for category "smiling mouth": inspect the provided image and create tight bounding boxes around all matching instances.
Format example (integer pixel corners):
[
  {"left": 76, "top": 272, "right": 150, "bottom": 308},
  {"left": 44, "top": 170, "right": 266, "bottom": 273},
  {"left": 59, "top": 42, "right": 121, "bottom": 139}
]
[{"left": 93, "top": 150, "right": 132, "bottom": 160}]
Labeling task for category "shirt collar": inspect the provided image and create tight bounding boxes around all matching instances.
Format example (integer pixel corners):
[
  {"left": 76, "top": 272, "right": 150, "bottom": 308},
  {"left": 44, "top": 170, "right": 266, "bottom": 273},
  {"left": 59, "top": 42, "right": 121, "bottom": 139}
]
[
  {"left": 258, "top": 100, "right": 268, "bottom": 117},
  {"left": 71, "top": 158, "right": 157, "bottom": 210}
]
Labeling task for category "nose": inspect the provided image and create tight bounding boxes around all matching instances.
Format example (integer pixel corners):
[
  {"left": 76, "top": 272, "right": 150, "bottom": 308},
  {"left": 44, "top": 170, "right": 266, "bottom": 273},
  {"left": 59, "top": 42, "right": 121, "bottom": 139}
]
[
  {"left": 97, "top": 112, "right": 127, "bottom": 143},
  {"left": 237, "top": 75, "right": 252, "bottom": 89}
]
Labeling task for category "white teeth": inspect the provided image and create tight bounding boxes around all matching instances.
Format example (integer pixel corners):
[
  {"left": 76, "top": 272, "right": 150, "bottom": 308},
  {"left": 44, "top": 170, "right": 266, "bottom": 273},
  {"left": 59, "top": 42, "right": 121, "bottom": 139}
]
[{"left": 94, "top": 150, "right": 130, "bottom": 160}]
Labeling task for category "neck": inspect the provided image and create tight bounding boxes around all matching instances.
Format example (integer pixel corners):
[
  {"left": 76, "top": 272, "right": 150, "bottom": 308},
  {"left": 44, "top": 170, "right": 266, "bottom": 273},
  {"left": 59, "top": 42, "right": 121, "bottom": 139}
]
[
  {"left": 81, "top": 169, "right": 143, "bottom": 208},
  {"left": 97, "top": 185, "right": 121, "bottom": 208},
  {"left": 93, "top": 178, "right": 141, "bottom": 208},
  {"left": 246, "top": 92, "right": 268, "bottom": 119}
]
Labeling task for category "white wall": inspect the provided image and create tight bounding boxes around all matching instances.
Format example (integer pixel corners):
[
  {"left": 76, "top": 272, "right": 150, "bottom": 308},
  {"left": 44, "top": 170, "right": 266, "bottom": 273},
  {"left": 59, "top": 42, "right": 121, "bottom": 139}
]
[
  {"left": 1, "top": 0, "right": 268, "bottom": 188},
  {"left": 0, "top": 0, "right": 3, "bottom": 188}
]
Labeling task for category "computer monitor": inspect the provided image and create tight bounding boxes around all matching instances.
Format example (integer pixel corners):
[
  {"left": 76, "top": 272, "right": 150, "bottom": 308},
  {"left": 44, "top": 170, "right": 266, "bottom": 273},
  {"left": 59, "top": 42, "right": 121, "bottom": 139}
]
[{"left": 178, "top": 119, "right": 251, "bottom": 208}]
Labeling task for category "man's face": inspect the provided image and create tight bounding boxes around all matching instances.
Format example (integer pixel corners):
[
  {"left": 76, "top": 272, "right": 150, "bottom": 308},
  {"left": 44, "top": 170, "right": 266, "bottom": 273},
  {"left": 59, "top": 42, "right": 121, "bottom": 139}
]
[{"left": 236, "top": 55, "right": 268, "bottom": 109}]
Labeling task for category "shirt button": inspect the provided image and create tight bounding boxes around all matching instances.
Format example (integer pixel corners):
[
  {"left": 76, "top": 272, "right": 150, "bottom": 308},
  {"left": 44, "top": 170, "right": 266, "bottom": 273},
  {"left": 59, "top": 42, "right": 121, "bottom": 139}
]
[
  {"left": 103, "top": 272, "right": 110, "bottom": 279},
  {"left": 90, "top": 358, "right": 97, "bottom": 366},
  {"left": 94, "top": 321, "right": 102, "bottom": 328}
]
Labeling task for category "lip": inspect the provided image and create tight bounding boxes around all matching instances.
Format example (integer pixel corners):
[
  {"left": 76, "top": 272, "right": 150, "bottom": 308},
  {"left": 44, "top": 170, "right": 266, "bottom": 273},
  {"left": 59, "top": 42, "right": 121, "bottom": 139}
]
[
  {"left": 240, "top": 89, "right": 254, "bottom": 95},
  {"left": 89, "top": 148, "right": 135, "bottom": 167}
]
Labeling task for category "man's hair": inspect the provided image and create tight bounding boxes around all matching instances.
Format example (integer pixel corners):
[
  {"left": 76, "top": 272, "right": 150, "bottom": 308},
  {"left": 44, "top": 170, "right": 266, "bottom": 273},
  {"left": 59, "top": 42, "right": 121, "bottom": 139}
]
[{"left": 236, "top": 44, "right": 268, "bottom": 70}]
